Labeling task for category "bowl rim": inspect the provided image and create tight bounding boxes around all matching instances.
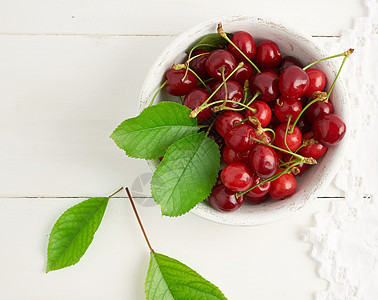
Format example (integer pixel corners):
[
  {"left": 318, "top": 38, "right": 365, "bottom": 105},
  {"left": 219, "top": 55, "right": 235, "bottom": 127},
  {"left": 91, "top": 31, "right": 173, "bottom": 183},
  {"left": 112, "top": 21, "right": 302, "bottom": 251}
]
[{"left": 138, "top": 15, "right": 350, "bottom": 226}]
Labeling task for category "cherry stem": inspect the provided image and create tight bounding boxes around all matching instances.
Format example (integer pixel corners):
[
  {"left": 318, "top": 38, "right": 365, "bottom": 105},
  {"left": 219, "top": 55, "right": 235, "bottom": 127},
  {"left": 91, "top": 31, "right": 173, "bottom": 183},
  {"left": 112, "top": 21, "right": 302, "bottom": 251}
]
[
  {"left": 187, "top": 67, "right": 210, "bottom": 92},
  {"left": 178, "top": 96, "right": 183, "bottom": 104},
  {"left": 242, "top": 80, "right": 249, "bottom": 104},
  {"left": 326, "top": 54, "right": 349, "bottom": 100},
  {"left": 205, "top": 118, "right": 217, "bottom": 137},
  {"left": 302, "top": 50, "right": 350, "bottom": 70},
  {"left": 244, "top": 91, "right": 260, "bottom": 108},
  {"left": 289, "top": 96, "right": 320, "bottom": 133},
  {"left": 108, "top": 187, "right": 123, "bottom": 198},
  {"left": 221, "top": 67, "right": 228, "bottom": 106},
  {"left": 263, "top": 128, "right": 276, "bottom": 142},
  {"left": 186, "top": 51, "right": 210, "bottom": 65},
  {"left": 149, "top": 81, "right": 167, "bottom": 107},
  {"left": 187, "top": 43, "right": 216, "bottom": 61},
  {"left": 206, "top": 99, "right": 257, "bottom": 113},
  {"left": 217, "top": 22, "right": 261, "bottom": 73},
  {"left": 284, "top": 116, "right": 292, "bottom": 151},
  {"left": 124, "top": 187, "right": 154, "bottom": 253}
]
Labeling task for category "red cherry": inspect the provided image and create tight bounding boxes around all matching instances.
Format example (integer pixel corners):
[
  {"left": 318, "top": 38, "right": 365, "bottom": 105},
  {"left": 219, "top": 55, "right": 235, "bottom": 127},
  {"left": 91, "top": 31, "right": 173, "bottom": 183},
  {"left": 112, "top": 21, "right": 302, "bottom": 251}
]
[
  {"left": 165, "top": 69, "right": 197, "bottom": 96},
  {"left": 297, "top": 96, "right": 308, "bottom": 107},
  {"left": 206, "top": 49, "right": 237, "bottom": 80},
  {"left": 304, "top": 68, "right": 326, "bottom": 97},
  {"left": 312, "top": 114, "right": 346, "bottom": 147},
  {"left": 248, "top": 144, "right": 278, "bottom": 179},
  {"left": 228, "top": 31, "right": 256, "bottom": 61},
  {"left": 224, "top": 124, "right": 256, "bottom": 152},
  {"left": 274, "top": 96, "right": 302, "bottom": 123},
  {"left": 274, "top": 123, "right": 302, "bottom": 152},
  {"left": 278, "top": 65, "right": 309, "bottom": 98},
  {"left": 296, "top": 115, "right": 312, "bottom": 134},
  {"left": 245, "top": 194, "right": 269, "bottom": 204},
  {"left": 305, "top": 101, "right": 333, "bottom": 123},
  {"left": 183, "top": 88, "right": 212, "bottom": 123},
  {"left": 245, "top": 175, "right": 271, "bottom": 198},
  {"left": 245, "top": 100, "right": 272, "bottom": 128},
  {"left": 298, "top": 131, "right": 327, "bottom": 159},
  {"left": 249, "top": 70, "right": 280, "bottom": 102},
  {"left": 209, "top": 184, "right": 244, "bottom": 212},
  {"left": 269, "top": 171, "right": 297, "bottom": 200},
  {"left": 190, "top": 49, "right": 210, "bottom": 79},
  {"left": 222, "top": 146, "right": 249, "bottom": 165},
  {"left": 230, "top": 62, "right": 254, "bottom": 85},
  {"left": 254, "top": 40, "right": 282, "bottom": 69},
  {"left": 221, "top": 162, "right": 253, "bottom": 192},
  {"left": 211, "top": 80, "right": 243, "bottom": 108},
  {"left": 215, "top": 111, "right": 244, "bottom": 137},
  {"left": 278, "top": 56, "right": 302, "bottom": 73}
]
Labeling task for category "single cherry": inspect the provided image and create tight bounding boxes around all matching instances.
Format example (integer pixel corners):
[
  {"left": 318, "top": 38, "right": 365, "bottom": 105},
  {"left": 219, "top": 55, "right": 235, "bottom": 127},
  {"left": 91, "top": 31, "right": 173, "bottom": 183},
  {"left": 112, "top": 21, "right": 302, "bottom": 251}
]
[
  {"left": 249, "top": 70, "right": 280, "bottom": 102},
  {"left": 278, "top": 65, "right": 309, "bottom": 98},
  {"left": 189, "top": 49, "right": 210, "bottom": 79},
  {"left": 206, "top": 49, "right": 237, "bottom": 80},
  {"left": 245, "top": 175, "right": 271, "bottom": 198},
  {"left": 221, "top": 162, "right": 253, "bottom": 192},
  {"left": 230, "top": 62, "right": 254, "bottom": 85},
  {"left": 215, "top": 111, "right": 244, "bottom": 137},
  {"left": 228, "top": 31, "right": 256, "bottom": 61},
  {"left": 269, "top": 171, "right": 297, "bottom": 200},
  {"left": 245, "top": 100, "right": 272, "bottom": 128},
  {"left": 304, "top": 68, "right": 326, "bottom": 97},
  {"left": 278, "top": 56, "right": 302, "bottom": 73},
  {"left": 248, "top": 144, "right": 279, "bottom": 179},
  {"left": 274, "top": 96, "right": 302, "bottom": 123},
  {"left": 211, "top": 80, "right": 243, "bottom": 108},
  {"left": 298, "top": 131, "right": 327, "bottom": 160},
  {"left": 222, "top": 146, "right": 249, "bottom": 165},
  {"left": 165, "top": 69, "right": 197, "bottom": 96},
  {"left": 254, "top": 40, "right": 282, "bottom": 69},
  {"left": 305, "top": 100, "right": 333, "bottom": 123},
  {"left": 224, "top": 124, "right": 256, "bottom": 152},
  {"left": 209, "top": 184, "right": 244, "bottom": 212},
  {"left": 274, "top": 123, "right": 302, "bottom": 152},
  {"left": 312, "top": 114, "right": 346, "bottom": 147},
  {"left": 183, "top": 88, "right": 212, "bottom": 123}
]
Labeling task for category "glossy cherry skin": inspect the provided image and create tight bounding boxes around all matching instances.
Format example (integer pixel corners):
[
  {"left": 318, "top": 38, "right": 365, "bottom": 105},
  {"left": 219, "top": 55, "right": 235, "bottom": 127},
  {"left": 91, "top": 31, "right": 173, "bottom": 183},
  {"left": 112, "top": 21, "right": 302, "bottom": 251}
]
[
  {"left": 221, "top": 162, "right": 253, "bottom": 192},
  {"left": 206, "top": 49, "right": 237, "bottom": 80},
  {"left": 298, "top": 131, "right": 327, "bottom": 160},
  {"left": 274, "top": 96, "right": 302, "bottom": 123},
  {"left": 278, "top": 65, "right": 309, "bottom": 98},
  {"left": 224, "top": 124, "right": 256, "bottom": 152},
  {"left": 245, "top": 194, "right": 269, "bottom": 204},
  {"left": 305, "top": 100, "right": 333, "bottom": 123},
  {"left": 228, "top": 31, "right": 256, "bottom": 61},
  {"left": 248, "top": 144, "right": 279, "bottom": 179},
  {"left": 245, "top": 100, "right": 272, "bottom": 128},
  {"left": 304, "top": 68, "right": 326, "bottom": 97},
  {"left": 312, "top": 114, "right": 346, "bottom": 147},
  {"left": 245, "top": 175, "right": 271, "bottom": 198},
  {"left": 183, "top": 88, "right": 212, "bottom": 123},
  {"left": 274, "top": 123, "right": 302, "bottom": 152},
  {"left": 165, "top": 69, "right": 197, "bottom": 96},
  {"left": 230, "top": 62, "right": 254, "bottom": 85},
  {"left": 254, "top": 40, "right": 282, "bottom": 69},
  {"left": 269, "top": 171, "right": 297, "bottom": 200},
  {"left": 190, "top": 49, "right": 210, "bottom": 79},
  {"left": 278, "top": 56, "right": 302, "bottom": 73},
  {"left": 222, "top": 146, "right": 249, "bottom": 165},
  {"left": 215, "top": 111, "right": 244, "bottom": 137},
  {"left": 249, "top": 70, "right": 279, "bottom": 102},
  {"left": 211, "top": 80, "right": 243, "bottom": 108},
  {"left": 209, "top": 184, "right": 244, "bottom": 212}
]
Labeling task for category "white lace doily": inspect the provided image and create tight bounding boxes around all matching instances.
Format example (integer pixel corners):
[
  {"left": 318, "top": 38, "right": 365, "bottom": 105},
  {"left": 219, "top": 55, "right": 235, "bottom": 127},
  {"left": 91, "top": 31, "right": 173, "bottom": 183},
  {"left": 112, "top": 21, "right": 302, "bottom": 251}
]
[{"left": 303, "top": 1, "right": 378, "bottom": 299}]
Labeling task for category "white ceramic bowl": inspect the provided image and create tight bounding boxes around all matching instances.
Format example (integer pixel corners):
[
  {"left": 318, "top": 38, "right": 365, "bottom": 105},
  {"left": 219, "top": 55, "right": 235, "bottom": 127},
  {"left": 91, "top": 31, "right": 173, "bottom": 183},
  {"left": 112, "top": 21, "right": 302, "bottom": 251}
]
[{"left": 139, "top": 16, "right": 349, "bottom": 226}]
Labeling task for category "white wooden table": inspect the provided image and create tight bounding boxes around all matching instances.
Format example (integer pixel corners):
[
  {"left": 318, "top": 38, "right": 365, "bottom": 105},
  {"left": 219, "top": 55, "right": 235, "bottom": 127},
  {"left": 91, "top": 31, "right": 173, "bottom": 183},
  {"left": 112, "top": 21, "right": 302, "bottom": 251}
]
[{"left": 0, "top": 1, "right": 364, "bottom": 299}]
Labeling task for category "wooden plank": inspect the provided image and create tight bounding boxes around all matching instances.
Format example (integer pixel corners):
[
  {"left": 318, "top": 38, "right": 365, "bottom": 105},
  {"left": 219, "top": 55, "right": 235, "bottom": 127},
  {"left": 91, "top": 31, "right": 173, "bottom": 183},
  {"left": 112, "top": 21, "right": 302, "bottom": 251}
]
[
  {"left": 0, "top": 35, "right": 344, "bottom": 197},
  {"left": 0, "top": 0, "right": 364, "bottom": 36},
  {"left": 0, "top": 196, "right": 331, "bottom": 299}
]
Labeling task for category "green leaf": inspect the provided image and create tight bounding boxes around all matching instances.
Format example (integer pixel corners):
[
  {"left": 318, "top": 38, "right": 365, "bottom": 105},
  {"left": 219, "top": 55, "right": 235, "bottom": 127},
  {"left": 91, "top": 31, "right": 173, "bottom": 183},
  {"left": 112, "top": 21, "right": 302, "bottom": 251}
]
[
  {"left": 186, "top": 33, "right": 233, "bottom": 54},
  {"left": 145, "top": 252, "right": 227, "bottom": 300},
  {"left": 151, "top": 132, "right": 220, "bottom": 216},
  {"left": 46, "top": 197, "right": 109, "bottom": 272},
  {"left": 111, "top": 102, "right": 199, "bottom": 159}
]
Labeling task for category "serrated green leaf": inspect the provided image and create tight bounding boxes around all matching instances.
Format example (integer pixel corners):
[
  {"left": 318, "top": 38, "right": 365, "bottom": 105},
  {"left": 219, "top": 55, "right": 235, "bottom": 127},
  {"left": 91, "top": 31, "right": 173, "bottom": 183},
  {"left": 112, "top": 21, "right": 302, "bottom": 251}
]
[
  {"left": 145, "top": 252, "right": 227, "bottom": 300},
  {"left": 110, "top": 102, "right": 199, "bottom": 159},
  {"left": 186, "top": 33, "right": 233, "bottom": 54},
  {"left": 46, "top": 197, "right": 108, "bottom": 272},
  {"left": 151, "top": 132, "right": 220, "bottom": 216}
]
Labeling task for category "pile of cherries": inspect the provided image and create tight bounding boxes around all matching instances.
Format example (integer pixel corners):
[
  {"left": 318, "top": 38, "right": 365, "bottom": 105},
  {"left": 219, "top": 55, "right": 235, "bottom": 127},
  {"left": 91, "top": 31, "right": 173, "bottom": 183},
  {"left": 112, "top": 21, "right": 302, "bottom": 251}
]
[{"left": 161, "top": 24, "right": 349, "bottom": 213}]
